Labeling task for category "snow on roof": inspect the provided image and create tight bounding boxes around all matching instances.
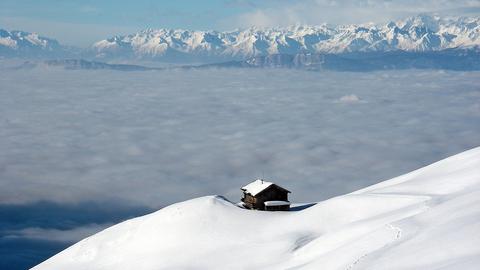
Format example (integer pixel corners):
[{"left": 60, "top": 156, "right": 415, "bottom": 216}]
[
  {"left": 264, "top": 200, "right": 291, "bottom": 206},
  {"left": 241, "top": 179, "right": 274, "bottom": 196}
]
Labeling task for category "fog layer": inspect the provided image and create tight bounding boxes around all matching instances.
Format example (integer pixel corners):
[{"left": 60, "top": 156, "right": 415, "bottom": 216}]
[{"left": 0, "top": 68, "right": 479, "bottom": 208}]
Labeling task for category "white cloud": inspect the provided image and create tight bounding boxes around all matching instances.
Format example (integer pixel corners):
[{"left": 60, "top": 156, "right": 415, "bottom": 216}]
[
  {"left": 5, "top": 224, "right": 112, "bottom": 243},
  {"left": 0, "top": 68, "right": 478, "bottom": 208},
  {"left": 79, "top": 5, "right": 101, "bottom": 15},
  {"left": 338, "top": 94, "right": 361, "bottom": 103},
  {"left": 225, "top": 0, "right": 480, "bottom": 28}
]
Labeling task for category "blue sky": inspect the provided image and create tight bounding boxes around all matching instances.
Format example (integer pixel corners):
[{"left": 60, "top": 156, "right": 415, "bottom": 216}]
[
  {"left": 0, "top": 0, "right": 256, "bottom": 46},
  {"left": 0, "top": 0, "right": 479, "bottom": 46}
]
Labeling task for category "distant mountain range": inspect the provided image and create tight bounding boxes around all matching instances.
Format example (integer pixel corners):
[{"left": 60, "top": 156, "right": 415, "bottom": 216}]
[
  {"left": 17, "top": 48, "right": 480, "bottom": 72},
  {"left": 2, "top": 14, "right": 480, "bottom": 69},
  {"left": 0, "top": 29, "right": 74, "bottom": 58},
  {"left": 220, "top": 49, "right": 480, "bottom": 71},
  {"left": 17, "top": 59, "right": 161, "bottom": 71},
  {"left": 91, "top": 15, "right": 480, "bottom": 62}
]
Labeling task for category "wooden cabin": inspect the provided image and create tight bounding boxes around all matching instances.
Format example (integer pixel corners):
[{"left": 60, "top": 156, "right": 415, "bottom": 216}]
[{"left": 241, "top": 179, "right": 291, "bottom": 211}]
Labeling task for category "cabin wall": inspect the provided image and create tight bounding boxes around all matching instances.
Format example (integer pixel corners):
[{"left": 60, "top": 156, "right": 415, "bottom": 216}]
[
  {"left": 257, "top": 186, "right": 288, "bottom": 202},
  {"left": 242, "top": 185, "right": 290, "bottom": 210},
  {"left": 242, "top": 193, "right": 256, "bottom": 209}
]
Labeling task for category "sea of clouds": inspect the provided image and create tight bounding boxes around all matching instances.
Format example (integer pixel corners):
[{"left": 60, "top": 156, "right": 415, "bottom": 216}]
[
  {"left": 0, "top": 66, "right": 479, "bottom": 268},
  {"left": 1, "top": 67, "right": 479, "bottom": 206}
]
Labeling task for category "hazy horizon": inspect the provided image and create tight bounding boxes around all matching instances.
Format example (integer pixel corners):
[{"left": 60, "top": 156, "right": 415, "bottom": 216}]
[{"left": 1, "top": 0, "right": 479, "bottom": 46}]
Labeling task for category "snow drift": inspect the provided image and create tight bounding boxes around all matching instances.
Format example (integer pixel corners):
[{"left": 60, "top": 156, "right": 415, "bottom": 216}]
[{"left": 32, "top": 147, "right": 480, "bottom": 270}]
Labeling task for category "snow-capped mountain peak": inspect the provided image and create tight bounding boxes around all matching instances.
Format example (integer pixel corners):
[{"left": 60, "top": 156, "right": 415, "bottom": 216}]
[
  {"left": 91, "top": 14, "right": 480, "bottom": 62},
  {"left": 0, "top": 28, "right": 68, "bottom": 58},
  {"left": 0, "top": 29, "right": 59, "bottom": 49}
]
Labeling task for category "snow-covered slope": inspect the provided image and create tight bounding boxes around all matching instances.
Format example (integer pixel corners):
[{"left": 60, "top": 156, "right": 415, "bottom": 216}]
[
  {"left": 32, "top": 147, "right": 480, "bottom": 270},
  {"left": 92, "top": 15, "right": 480, "bottom": 61},
  {"left": 0, "top": 29, "right": 67, "bottom": 58}
]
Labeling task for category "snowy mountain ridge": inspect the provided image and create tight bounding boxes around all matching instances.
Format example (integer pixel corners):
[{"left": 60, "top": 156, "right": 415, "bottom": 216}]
[
  {"left": 2, "top": 15, "right": 479, "bottom": 62},
  {"left": 32, "top": 147, "right": 480, "bottom": 269},
  {"left": 92, "top": 14, "right": 480, "bottom": 61},
  {"left": 0, "top": 29, "right": 67, "bottom": 58}
]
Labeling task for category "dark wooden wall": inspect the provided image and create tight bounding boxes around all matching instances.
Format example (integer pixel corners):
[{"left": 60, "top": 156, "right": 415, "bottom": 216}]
[
  {"left": 265, "top": 204, "right": 290, "bottom": 211},
  {"left": 242, "top": 185, "right": 289, "bottom": 210}
]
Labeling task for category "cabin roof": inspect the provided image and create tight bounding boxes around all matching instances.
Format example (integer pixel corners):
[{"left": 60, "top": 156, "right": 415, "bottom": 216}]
[{"left": 241, "top": 179, "right": 290, "bottom": 196}]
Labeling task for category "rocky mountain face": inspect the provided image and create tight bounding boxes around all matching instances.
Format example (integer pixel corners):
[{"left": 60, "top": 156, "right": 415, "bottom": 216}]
[
  {"left": 92, "top": 15, "right": 480, "bottom": 62},
  {"left": 216, "top": 49, "right": 480, "bottom": 71},
  {"left": 13, "top": 48, "right": 480, "bottom": 72}
]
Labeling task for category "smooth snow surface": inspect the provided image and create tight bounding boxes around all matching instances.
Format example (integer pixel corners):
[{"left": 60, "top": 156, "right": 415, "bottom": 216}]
[{"left": 32, "top": 147, "right": 480, "bottom": 270}]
